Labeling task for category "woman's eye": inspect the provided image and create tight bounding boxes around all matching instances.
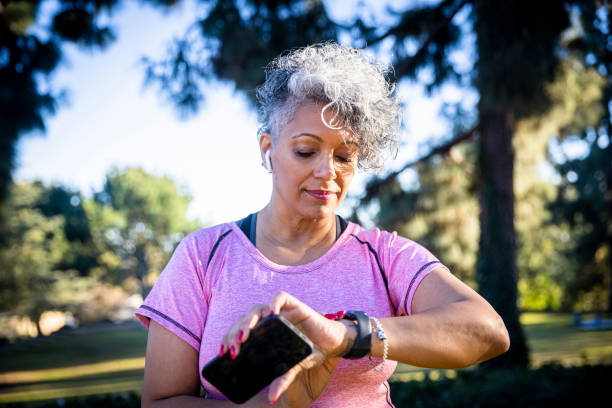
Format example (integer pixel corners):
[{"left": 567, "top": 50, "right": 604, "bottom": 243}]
[
  {"left": 336, "top": 156, "right": 351, "bottom": 163},
  {"left": 296, "top": 151, "right": 314, "bottom": 158}
]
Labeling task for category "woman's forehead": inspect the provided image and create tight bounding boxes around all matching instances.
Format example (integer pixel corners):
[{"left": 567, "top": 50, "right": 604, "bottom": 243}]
[{"left": 280, "top": 103, "right": 358, "bottom": 145}]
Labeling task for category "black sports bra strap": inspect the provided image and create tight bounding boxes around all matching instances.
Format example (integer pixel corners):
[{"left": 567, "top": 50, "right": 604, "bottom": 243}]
[
  {"left": 336, "top": 214, "right": 348, "bottom": 239},
  {"left": 236, "top": 212, "right": 255, "bottom": 244},
  {"left": 237, "top": 212, "right": 347, "bottom": 246},
  {"left": 249, "top": 212, "right": 257, "bottom": 245}
]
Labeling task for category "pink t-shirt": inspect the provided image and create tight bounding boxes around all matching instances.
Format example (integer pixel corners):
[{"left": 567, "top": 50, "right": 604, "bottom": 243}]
[{"left": 136, "top": 220, "right": 446, "bottom": 407}]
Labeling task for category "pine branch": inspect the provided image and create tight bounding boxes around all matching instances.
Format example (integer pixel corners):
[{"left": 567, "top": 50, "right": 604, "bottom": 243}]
[
  {"left": 365, "top": 0, "right": 460, "bottom": 47},
  {"left": 393, "top": 0, "right": 470, "bottom": 79},
  {"left": 358, "top": 124, "right": 478, "bottom": 206}
]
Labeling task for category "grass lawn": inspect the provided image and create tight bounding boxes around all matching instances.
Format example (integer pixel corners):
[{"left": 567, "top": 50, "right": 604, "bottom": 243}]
[
  {"left": 1, "top": 313, "right": 611, "bottom": 405},
  {"left": 0, "top": 322, "right": 147, "bottom": 404},
  {"left": 388, "top": 312, "right": 612, "bottom": 381}
]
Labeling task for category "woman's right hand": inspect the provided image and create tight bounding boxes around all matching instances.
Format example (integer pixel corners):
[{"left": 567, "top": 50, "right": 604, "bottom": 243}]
[{"left": 219, "top": 292, "right": 354, "bottom": 406}]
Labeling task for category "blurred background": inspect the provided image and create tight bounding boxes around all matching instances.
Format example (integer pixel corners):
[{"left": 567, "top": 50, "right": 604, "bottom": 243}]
[{"left": 1, "top": 0, "right": 611, "bottom": 406}]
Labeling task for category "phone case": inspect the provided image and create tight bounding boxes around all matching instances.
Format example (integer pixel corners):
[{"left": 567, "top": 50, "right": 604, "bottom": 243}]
[{"left": 201, "top": 314, "right": 313, "bottom": 404}]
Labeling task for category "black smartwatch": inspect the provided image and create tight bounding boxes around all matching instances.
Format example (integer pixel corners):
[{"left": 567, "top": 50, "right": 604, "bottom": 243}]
[{"left": 341, "top": 310, "right": 372, "bottom": 359}]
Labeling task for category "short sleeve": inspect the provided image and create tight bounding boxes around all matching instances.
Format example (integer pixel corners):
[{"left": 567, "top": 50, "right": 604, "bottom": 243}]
[
  {"left": 135, "top": 233, "right": 207, "bottom": 351},
  {"left": 381, "top": 231, "right": 449, "bottom": 316}
]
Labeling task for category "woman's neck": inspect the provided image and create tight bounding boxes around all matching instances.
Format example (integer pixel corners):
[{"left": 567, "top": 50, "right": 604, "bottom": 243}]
[{"left": 256, "top": 203, "right": 337, "bottom": 265}]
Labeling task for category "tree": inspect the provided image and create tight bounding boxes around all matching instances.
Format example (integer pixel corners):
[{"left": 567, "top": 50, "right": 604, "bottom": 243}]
[
  {"left": 552, "top": 132, "right": 612, "bottom": 312},
  {"left": 33, "top": 183, "right": 103, "bottom": 276},
  {"left": 0, "top": 181, "right": 91, "bottom": 334},
  {"left": 0, "top": 173, "right": 199, "bottom": 334},
  {"left": 7, "top": 0, "right": 610, "bottom": 368},
  {"left": 0, "top": 0, "right": 176, "bottom": 208},
  {"left": 374, "top": 57, "right": 604, "bottom": 312},
  {"left": 374, "top": 143, "right": 480, "bottom": 288},
  {"left": 92, "top": 167, "right": 200, "bottom": 297},
  {"left": 549, "top": 1, "right": 612, "bottom": 313},
  {"left": 144, "top": 0, "right": 592, "bottom": 369}
]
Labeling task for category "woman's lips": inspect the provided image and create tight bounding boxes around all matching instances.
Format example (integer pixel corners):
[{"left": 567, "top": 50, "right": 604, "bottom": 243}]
[{"left": 305, "top": 190, "right": 336, "bottom": 200}]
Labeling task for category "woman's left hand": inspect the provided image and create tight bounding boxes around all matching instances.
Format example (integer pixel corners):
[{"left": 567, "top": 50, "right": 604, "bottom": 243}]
[{"left": 273, "top": 355, "right": 341, "bottom": 407}]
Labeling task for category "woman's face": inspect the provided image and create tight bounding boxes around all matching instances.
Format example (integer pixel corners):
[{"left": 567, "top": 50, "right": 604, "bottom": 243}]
[{"left": 261, "top": 102, "right": 358, "bottom": 221}]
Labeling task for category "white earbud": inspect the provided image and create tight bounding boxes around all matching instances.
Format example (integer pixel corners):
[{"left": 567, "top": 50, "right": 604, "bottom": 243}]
[{"left": 264, "top": 150, "right": 272, "bottom": 173}]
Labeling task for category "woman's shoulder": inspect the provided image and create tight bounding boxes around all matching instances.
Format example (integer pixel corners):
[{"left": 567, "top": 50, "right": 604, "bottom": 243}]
[
  {"left": 179, "top": 221, "right": 237, "bottom": 251},
  {"left": 349, "top": 221, "right": 415, "bottom": 247}
]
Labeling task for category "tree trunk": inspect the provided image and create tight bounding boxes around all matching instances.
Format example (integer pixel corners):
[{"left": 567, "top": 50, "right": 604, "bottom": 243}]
[
  {"left": 476, "top": 110, "right": 529, "bottom": 369},
  {"left": 608, "top": 241, "right": 612, "bottom": 314},
  {"left": 608, "top": 141, "right": 612, "bottom": 315}
]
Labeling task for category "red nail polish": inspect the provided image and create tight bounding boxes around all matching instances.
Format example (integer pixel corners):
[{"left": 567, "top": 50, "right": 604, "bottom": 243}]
[
  {"left": 230, "top": 345, "right": 236, "bottom": 360},
  {"left": 324, "top": 313, "right": 336, "bottom": 320},
  {"left": 238, "top": 330, "right": 244, "bottom": 342},
  {"left": 336, "top": 310, "right": 345, "bottom": 319},
  {"left": 270, "top": 397, "right": 278, "bottom": 405},
  {"left": 219, "top": 344, "right": 225, "bottom": 356}
]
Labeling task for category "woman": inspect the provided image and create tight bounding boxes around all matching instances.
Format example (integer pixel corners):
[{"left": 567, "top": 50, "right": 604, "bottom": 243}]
[{"left": 137, "top": 43, "right": 510, "bottom": 408}]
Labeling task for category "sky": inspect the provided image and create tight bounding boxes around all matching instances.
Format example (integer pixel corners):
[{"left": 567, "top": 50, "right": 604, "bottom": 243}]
[{"left": 15, "top": 0, "right": 469, "bottom": 225}]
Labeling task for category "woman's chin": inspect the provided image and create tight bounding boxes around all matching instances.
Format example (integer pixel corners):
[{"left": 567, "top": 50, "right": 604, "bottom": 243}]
[{"left": 297, "top": 203, "right": 337, "bottom": 220}]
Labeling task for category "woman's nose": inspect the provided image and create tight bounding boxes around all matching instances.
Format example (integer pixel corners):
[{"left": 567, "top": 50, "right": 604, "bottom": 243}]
[{"left": 314, "top": 155, "right": 336, "bottom": 179}]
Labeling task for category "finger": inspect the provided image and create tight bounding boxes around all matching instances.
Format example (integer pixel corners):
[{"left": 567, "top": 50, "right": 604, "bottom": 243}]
[
  {"left": 221, "top": 315, "right": 246, "bottom": 360},
  {"left": 238, "top": 304, "right": 270, "bottom": 345},
  {"left": 269, "top": 291, "right": 314, "bottom": 324},
  {"left": 267, "top": 364, "right": 300, "bottom": 404},
  {"left": 268, "top": 291, "right": 295, "bottom": 316},
  {"left": 269, "top": 292, "right": 346, "bottom": 357},
  {"left": 230, "top": 304, "right": 269, "bottom": 357}
]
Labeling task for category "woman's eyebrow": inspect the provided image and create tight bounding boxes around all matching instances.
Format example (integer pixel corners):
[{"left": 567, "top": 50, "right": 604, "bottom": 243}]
[
  {"left": 291, "top": 132, "right": 358, "bottom": 146},
  {"left": 291, "top": 133, "right": 322, "bottom": 141}
]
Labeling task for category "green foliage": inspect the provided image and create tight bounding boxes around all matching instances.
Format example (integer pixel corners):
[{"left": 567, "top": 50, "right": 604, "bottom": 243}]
[
  {"left": 0, "top": 182, "right": 88, "bottom": 329},
  {"left": 390, "top": 363, "right": 612, "bottom": 408},
  {"left": 3, "top": 364, "right": 612, "bottom": 407},
  {"left": 91, "top": 167, "right": 200, "bottom": 296},
  {"left": 144, "top": 0, "right": 338, "bottom": 114},
  {"left": 4, "top": 1, "right": 38, "bottom": 35},
  {"left": 96, "top": 167, "right": 194, "bottom": 238},
  {"left": 376, "top": 145, "right": 479, "bottom": 287},
  {"left": 545, "top": 0, "right": 612, "bottom": 312},
  {"left": 552, "top": 134, "right": 612, "bottom": 311},
  {"left": 379, "top": 0, "right": 466, "bottom": 88},
  {"left": 2, "top": 0, "right": 609, "bottom": 371},
  {"left": 0, "top": 167, "right": 200, "bottom": 335},
  {"left": 0, "top": 0, "right": 104, "bottom": 206},
  {"left": 0, "top": 0, "right": 174, "bottom": 207},
  {"left": 2, "top": 392, "right": 142, "bottom": 408}
]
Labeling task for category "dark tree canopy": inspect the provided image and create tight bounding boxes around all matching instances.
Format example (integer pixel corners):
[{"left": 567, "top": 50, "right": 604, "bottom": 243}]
[
  {"left": 3, "top": 0, "right": 612, "bottom": 370},
  {"left": 143, "top": 0, "right": 339, "bottom": 113},
  {"left": 548, "top": 1, "right": 612, "bottom": 313},
  {"left": 0, "top": 0, "right": 175, "bottom": 209}
]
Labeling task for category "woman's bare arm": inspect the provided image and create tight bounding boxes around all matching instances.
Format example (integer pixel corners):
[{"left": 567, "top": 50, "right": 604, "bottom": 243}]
[
  {"left": 141, "top": 320, "right": 270, "bottom": 408},
  {"left": 205, "top": 267, "right": 510, "bottom": 404},
  {"left": 370, "top": 267, "right": 510, "bottom": 368}
]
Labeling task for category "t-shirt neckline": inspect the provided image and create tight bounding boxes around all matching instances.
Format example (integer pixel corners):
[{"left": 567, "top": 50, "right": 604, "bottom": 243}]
[{"left": 229, "top": 218, "right": 358, "bottom": 273}]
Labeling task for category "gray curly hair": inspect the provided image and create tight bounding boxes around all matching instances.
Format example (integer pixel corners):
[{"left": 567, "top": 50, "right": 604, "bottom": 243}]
[{"left": 256, "top": 42, "right": 401, "bottom": 171}]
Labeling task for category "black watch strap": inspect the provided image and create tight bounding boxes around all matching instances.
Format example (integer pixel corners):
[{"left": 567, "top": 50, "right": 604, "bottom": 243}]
[{"left": 342, "top": 311, "right": 372, "bottom": 359}]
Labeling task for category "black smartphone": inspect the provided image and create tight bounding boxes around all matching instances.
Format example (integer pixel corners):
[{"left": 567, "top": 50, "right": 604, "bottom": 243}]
[{"left": 201, "top": 314, "right": 314, "bottom": 404}]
